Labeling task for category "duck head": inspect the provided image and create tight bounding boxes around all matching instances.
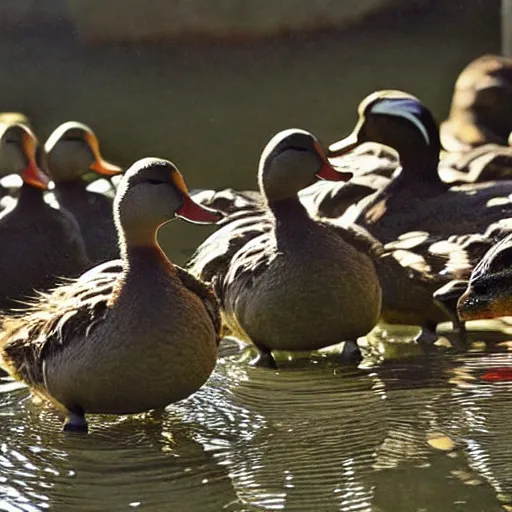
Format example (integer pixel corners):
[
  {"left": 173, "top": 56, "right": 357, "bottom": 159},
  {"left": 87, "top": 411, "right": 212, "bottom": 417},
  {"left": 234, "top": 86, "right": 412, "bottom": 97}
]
[
  {"left": 0, "top": 122, "right": 50, "bottom": 190},
  {"left": 457, "top": 235, "right": 512, "bottom": 321},
  {"left": 258, "top": 128, "right": 352, "bottom": 204},
  {"left": 45, "top": 121, "right": 122, "bottom": 183},
  {"left": 329, "top": 90, "right": 441, "bottom": 176},
  {"left": 441, "top": 55, "right": 512, "bottom": 150},
  {"left": 114, "top": 157, "right": 222, "bottom": 248}
]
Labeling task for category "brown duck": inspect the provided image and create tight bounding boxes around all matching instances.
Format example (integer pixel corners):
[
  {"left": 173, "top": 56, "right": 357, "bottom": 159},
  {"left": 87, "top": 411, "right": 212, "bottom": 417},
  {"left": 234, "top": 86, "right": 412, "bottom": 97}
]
[
  {"left": 45, "top": 121, "right": 123, "bottom": 265},
  {"left": 0, "top": 122, "right": 90, "bottom": 310},
  {"left": 188, "top": 129, "right": 383, "bottom": 367},
  {"left": 329, "top": 90, "right": 512, "bottom": 244},
  {"left": 441, "top": 54, "right": 512, "bottom": 152},
  {"left": 0, "top": 157, "right": 222, "bottom": 433},
  {"left": 439, "top": 55, "right": 512, "bottom": 183}
]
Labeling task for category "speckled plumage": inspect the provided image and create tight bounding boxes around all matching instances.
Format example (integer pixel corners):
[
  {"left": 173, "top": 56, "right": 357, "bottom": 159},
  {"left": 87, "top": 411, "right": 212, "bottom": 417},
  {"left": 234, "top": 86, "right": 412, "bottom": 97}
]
[
  {"left": 0, "top": 157, "right": 221, "bottom": 432},
  {"left": 188, "top": 129, "right": 382, "bottom": 361}
]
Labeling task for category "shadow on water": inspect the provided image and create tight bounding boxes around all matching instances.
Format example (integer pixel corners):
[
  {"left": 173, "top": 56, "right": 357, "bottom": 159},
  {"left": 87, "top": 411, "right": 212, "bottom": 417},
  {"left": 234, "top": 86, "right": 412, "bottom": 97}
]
[{"left": 1, "top": 337, "right": 512, "bottom": 511}]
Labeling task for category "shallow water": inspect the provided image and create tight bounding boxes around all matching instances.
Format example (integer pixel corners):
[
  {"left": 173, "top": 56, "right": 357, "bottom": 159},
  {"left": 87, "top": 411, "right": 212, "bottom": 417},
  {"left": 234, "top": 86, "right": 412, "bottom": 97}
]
[{"left": 1, "top": 333, "right": 512, "bottom": 512}]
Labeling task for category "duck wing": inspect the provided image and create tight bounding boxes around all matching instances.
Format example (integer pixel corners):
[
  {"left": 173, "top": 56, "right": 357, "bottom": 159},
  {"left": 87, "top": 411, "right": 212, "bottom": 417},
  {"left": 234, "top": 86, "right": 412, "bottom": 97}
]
[
  {"left": 186, "top": 207, "right": 271, "bottom": 289},
  {"left": 173, "top": 265, "right": 222, "bottom": 342},
  {"left": 0, "top": 260, "right": 122, "bottom": 387}
]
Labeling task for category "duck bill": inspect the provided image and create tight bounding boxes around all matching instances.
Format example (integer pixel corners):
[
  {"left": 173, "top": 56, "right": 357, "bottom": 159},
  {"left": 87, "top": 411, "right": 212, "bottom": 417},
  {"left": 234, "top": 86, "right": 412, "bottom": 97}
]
[
  {"left": 85, "top": 132, "right": 122, "bottom": 176},
  {"left": 316, "top": 161, "right": 352, "bottom": 182},
  {"left": 21, "top": 162, "right": 50, "bottom": 190},
  {"left": 90, "top": 158, "right": 122, "bottom": 176},
  {"left": 313, "top": 142, "right": 352, "bottom": 182},
  {"left": 328, "top": 131, "right": 359, "bottom": 158},
  {"left": 21, "top": 133, "right": 50, "bottom": 190},
  {"left": 177, "top": 196, "right": 223, "bottom": 224}
]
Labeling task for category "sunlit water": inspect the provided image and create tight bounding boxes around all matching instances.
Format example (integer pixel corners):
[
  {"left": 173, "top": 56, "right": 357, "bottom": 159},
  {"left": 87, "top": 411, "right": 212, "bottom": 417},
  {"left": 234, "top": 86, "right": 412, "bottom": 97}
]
[{"left": 1, "top": 332, "right": 512, "bottom": 512}]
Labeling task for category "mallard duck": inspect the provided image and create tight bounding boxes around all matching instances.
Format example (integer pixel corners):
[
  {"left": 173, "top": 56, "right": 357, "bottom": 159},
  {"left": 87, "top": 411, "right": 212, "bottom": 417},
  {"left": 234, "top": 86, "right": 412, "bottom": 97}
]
[
  {"left": 45, "top": 121, "right": 123, "bottom": 265},
  {"left": 0, "top": 122, "right": 90, "bottom": 310},
  {"left": 329, "top": 90, "right": 512, "bottom": 244},
  {"left": 0, "top": 157, "right": 222, "bottom": 433},
  {"left": 187, "top": 129, "right": 381, "bottom": 367}
]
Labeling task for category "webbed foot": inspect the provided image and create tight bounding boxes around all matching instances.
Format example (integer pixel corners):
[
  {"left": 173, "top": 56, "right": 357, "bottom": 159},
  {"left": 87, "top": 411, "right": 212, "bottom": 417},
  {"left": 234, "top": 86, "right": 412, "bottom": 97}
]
[
  {"left": 250, "top": 347, "right": 278, "bottom": 369},
  {"left": 63, "top": 411, "right": 89, "bottom": 434},
  {"left": 451, "top": 320, "right": 468, "bottom": 351},
  {"left": 414, "top": 326, "right": 438, "bottom": 351},
  {"left": 340, "top": 340, "right": 363, "bottom": 364}
]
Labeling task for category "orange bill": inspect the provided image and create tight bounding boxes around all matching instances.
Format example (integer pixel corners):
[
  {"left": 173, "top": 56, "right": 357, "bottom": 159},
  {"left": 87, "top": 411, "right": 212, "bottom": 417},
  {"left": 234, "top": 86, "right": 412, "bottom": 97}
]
[
  {"left": 85, "top": 131, "right": 122, "bottom": 175},
  {"left": 21, "top": 132, "right": 50, "bottom": 190},
  {"left": 171, "top": 168, "right": 223, "bottom": 224}
]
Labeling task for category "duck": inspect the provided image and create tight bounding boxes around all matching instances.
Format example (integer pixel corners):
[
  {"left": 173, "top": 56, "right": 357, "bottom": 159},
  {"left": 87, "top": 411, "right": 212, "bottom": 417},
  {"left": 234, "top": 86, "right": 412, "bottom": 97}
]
[
  {"left": 0, "top": 122, "right": 91, "bottom": 310},
  {"left": 187, "top": 129, "right": 382, "bottom": 368},
  {"left": 0, "top": 113, "right": 33, "bottom": 207},
  {"left": 329, "top": 90, "right": 512, "bottom": 244},
  {"left": 0, "top": 157, "right": 222, "bottom": 433},
  {"left": 440, "top": 54, "right": 512, "bottom": 152},
  {"left": 190, "top": 135, "right": 475, "bottom": 350},
  {"left": 45, "top": 121, "right": 123, "bottom": 265},
  {"left": 439, "top": 54, "right": 512, "bottom": 183}
]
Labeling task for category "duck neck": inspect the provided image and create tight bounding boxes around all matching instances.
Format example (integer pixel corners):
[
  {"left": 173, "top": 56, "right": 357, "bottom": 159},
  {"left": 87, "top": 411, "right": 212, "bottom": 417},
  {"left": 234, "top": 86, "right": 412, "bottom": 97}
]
[
  {"left": 268, "top": 196, "right": 315, "bottom": 245},
  {"left": 54, "top": 179, "right": 88, "bottom": 201},
  {"left": 17, "top": 183, "right": 46, "bottom": 208},
  {"left": 123, "top": 243, "right": 175, "bottom": 277},
  {"left": 396, "top": 148, "right": 445, "bottom": 186}
]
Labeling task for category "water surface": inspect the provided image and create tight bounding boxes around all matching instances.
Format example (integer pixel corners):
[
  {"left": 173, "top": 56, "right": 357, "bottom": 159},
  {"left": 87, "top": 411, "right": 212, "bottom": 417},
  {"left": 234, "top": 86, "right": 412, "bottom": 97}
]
[{"left": 1, "top": 333, "right": 512, "bottom": 511}]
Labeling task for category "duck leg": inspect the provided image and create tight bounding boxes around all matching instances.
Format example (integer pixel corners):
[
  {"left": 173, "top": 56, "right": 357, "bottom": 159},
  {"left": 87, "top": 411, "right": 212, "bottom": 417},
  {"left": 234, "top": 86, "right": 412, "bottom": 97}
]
[
  {"left": 250, "top": 343, "right": 278, "bottom": 369},
  {"left": 340, "top": 340, "right": 363, "bottom": 364},
  {"left": 414, "top": 322, "right": 438, "bottom": 351},
  {"left": 63, "top": 408, "right": 89, "bottom": 433},
  {"left": 433, "top": 280, "right": 469, "bottom": 351}
]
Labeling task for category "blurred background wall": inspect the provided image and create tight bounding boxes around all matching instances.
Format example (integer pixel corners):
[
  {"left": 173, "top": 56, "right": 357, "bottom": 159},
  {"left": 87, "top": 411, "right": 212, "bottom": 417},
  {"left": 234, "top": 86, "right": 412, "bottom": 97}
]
[{"left": 0, "top": 0, "right": 499, "bottom": 189}]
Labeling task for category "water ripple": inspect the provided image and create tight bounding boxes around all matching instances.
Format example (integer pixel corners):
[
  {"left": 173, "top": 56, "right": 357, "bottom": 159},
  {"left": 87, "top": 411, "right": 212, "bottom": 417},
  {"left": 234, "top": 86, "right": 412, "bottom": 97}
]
[{"left": 0, "top": 338, "right": 509, "bottom": 511}]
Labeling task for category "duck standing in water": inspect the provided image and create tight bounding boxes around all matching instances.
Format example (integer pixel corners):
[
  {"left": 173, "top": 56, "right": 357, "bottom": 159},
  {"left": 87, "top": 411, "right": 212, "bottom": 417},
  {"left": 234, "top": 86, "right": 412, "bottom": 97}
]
[
  {"left": 0, "top": 158, "right": 222, "bottom": 433},
  {"left": 329, "top": 90, "right": 512, "bottom": 244},
  {"left": 45, "top": 121, "right": 123, "bottom": 265},
  {"left": 0, "top": 122, "right": 90, "bottom": 310},
  {"left": 187, "top": 129, "right": 382, "bottom": 368}
]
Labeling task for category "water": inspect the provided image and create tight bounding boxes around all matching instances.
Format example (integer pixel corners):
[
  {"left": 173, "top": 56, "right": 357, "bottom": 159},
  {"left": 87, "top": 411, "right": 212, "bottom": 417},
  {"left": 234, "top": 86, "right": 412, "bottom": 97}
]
[{"left": 1, "top": 332, "right": 512, "bottom": 512}]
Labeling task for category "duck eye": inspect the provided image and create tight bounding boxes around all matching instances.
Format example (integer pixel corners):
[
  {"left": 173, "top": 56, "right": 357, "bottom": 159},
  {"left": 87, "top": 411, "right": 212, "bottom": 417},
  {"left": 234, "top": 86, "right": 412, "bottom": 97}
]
[{"left": 146, "top": 179, "right": 165, "bottom": 185}]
